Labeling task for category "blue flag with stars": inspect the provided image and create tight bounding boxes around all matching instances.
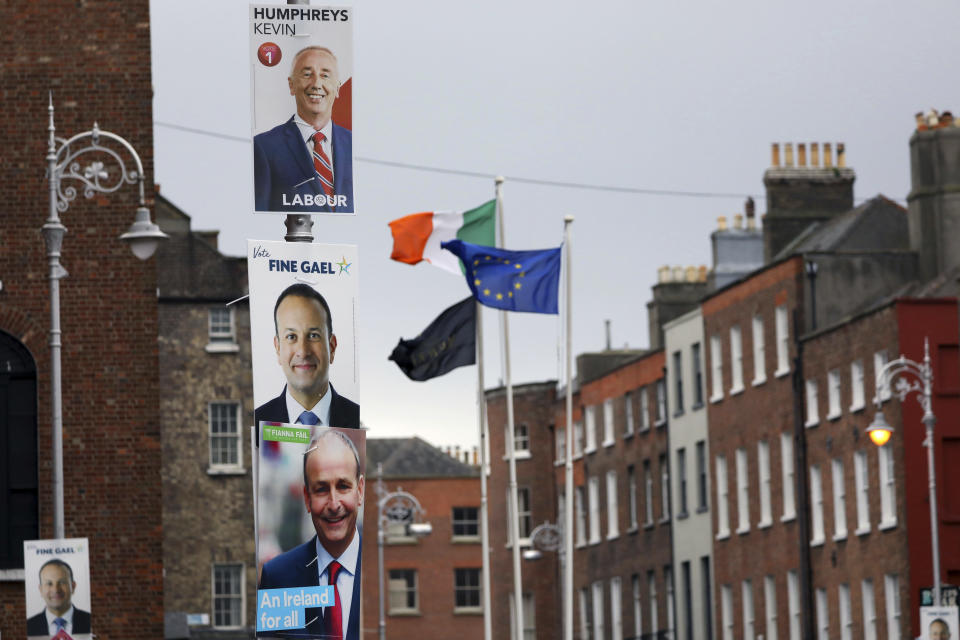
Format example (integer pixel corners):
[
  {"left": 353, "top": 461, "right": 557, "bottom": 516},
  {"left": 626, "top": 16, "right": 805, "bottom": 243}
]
[{"left": 441, "top": 239, "right": 561, "bottom": 314}]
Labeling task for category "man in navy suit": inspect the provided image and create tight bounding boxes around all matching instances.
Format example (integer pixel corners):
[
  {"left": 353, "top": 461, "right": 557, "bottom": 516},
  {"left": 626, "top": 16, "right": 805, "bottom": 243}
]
[
  {"left": 254, "top": 45, "right": 354, "bottom": 213},
  {"left": 26, "top": 559, "right": 91, "bottom": 638},
  {"left": 258, "top": 429, "right": 364, "bottom": 640},
  {"left": 255, "top": 283, "right": 359, "bottom": 429}
]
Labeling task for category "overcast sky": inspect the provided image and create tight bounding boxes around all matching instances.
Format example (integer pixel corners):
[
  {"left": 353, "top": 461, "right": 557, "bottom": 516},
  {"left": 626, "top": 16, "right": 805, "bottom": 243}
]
[{"left": 150, "top": 0, "right": 960, "bottom": 450}]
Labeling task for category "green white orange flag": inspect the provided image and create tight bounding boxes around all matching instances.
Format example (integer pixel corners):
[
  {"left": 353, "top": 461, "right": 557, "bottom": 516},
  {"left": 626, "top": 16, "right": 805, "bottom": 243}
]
[{"left": 388, "top": 200, "right": 496, "bottom": 275}]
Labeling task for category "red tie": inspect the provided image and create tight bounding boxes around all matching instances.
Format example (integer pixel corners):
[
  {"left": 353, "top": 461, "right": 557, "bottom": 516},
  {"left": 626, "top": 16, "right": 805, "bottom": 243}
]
[
  {"left": 326, "top": 560, "right": 343, "bottom": 640},
  {"left": 310, "top": 131, "right": 335, "bottom": 200}
]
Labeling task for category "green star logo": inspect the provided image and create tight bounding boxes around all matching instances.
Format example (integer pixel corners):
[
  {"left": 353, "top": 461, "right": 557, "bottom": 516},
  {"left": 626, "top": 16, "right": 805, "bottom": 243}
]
[{"left": 336, "top": 256, "right": 351, "bottom": 275}]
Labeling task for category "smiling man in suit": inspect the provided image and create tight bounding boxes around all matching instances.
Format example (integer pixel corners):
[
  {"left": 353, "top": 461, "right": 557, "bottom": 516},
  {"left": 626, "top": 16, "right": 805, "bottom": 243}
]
[
  {"left": 26, "top": 559, "right": 91, "bottom": 638},
  {"left": 258, "top": 429, "right": 364, "bottom": 640},
  {"left": 254, "top": 45, "right": 354, "bottom": 213}
]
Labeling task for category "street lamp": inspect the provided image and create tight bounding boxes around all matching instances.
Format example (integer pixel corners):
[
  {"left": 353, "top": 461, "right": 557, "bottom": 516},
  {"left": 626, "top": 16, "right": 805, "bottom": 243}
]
[
  {"left": 867, "top": 337, "right": 941, "bottom": 604},
  {"left": 44, "top": 95, "right": 167, "bottom": 538},
  {"left": 376, "top": 463, "right": 432, "bottom": 640},
  {"left": 522, "top": 521, "right": 563, "bottom": 561}
]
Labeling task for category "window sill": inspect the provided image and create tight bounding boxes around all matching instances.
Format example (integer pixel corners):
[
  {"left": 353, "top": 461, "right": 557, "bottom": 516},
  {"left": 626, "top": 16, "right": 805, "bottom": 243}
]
[
  {"left": 827, "top": 412, "right": 841, "bottom": 422},
  {"left": 602, "top": 439, "right": 615, "bottom": 448},
  {"left": 644, "top": 522, "right": 655, "bottom": 531},
  {"left": 729, "top": 385, "right": 744, "bottom": 397},
  {"left": 588, "top": 538, "right": 602, "bottom": 546},
  {"left": 0, "top": 569, "right": 24, "bottom": 582},
  {"left": 627, "top": 525, "right": 639, "bottom": 535},
  {"left": 710, "top": 394, "right": 724, "bottom": 404},
  {"left": 879, "top": 519, "right": 898, "bottom": 531},
  {"left": 832, "top": 532, "right": 847, "bottom": 542},
  {"left": 775, "top": 367, "right": 790, "bottom": 379},
  {"left": 752, "top": 377, "right": 767, "bottom": 387},
  {"left": 810, "top": 536, "right": 825, "bottom": 547},
  {"left": 736, "top": 526, "right": 750, "bottom": 536},
  {"left": 576, "top": 542, "right": 587, "bottom": 549},
  {"left": 207, "top": 466, "right": 246, "bottom": 476},
  {"left": 659, "top": 516, "right": 671, "bottom": 525},
  {"left": 451, "top": 536, "right": 481, "bottom": 544},
  {"left": 849, "top": 404, "right": 865, "bottom": 414},
  {"left": 623, "top": 431, "right": 635, "bottom": 440},
  {"left": 584, "top": 446, "right": 597, "bottom": 455},
  {"left": 654, "top": 419, "right": 667, "bottom": 429},
  {"left": 757, "top": 519, "right": 772, "bottom": 529},
  {"left": 606, "top": 532, "right": 620, "bottom": 541},
  {"left": 676, "top": 511, "right": 689, "bottom": 520},
  {"left": 696, "top": 505, "right": 709, "bottom": 515},
  {"left": 780, "top": 513, "right": 796, "bottom": 524},
  {"left": 716, "top": 530, "right": 730, "bottom": 541},
  {"left": 205, "top": 342, "right": 239, "bottom": 354},
  {"left": 389, "top": 610, "right": 422, "bottom": 617},
  {"left": 855, "top": 526, "right": 871, "bottom": 537},
  {"left": 691, "top": 401, "right": 704, "bottom": 412},
  {"left": 804, "top": 419, "right": 819, "bottom": 428},
  {"left": 454, "top": 607, "right": 484, "bottom": 616},
  {"left": 639, "top": 425, "right": 651, "bottom": 434},
  {"left": 502, "top": 450, "right": 532, "bottom": 461}
]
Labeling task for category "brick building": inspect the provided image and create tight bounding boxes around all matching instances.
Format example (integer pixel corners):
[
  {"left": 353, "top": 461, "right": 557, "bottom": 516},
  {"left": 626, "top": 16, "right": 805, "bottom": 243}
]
[
  {"left": 362, "top": 437, "right": 483, "bottom": 640},
  {"left": 0, "top": 2, "right": 164, "bottom": 637}
]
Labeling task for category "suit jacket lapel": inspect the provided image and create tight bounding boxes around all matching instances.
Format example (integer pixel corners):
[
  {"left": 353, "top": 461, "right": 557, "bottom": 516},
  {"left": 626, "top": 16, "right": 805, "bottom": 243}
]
[{"left": 282, "top": 118, "right": 323, "bottom": 197}]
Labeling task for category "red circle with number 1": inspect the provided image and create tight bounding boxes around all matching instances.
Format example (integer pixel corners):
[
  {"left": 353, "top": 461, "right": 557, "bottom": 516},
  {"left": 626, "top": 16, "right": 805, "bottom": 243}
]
[{"left": 258, "top": 42, "right": 282, "bottom": 67}]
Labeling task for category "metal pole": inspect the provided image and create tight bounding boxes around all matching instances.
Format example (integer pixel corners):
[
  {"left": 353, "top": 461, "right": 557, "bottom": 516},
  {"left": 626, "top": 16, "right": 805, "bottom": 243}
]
[
  {"left": 563, "top": 216, "right": 574, "bottom": 640},
  {"left": 378, "top": 463, "right": 386, "bottom": 640},
  {"left": 477, "top": 300, "right": 493, "bottom": 640},
  {"left": 496, "top": 176, "right": 525, "bottom": 640},
  {"left": 922, "top": 339, "right": 942, "bottom": 605}
]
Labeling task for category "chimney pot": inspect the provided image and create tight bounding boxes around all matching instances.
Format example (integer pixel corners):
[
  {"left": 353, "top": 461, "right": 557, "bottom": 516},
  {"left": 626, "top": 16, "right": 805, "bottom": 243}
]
[
  {"left": 604, "top": 319, "right": 611, "bottom": 351},
  {"left": 810, "top": 142, "right": 820, "bottom": 167},
  {"left": 771, "top": 143, "right": 781, "bottom": 168},
  {"left": 798, "top": 143, "right": 807, "bottom": 167},
  {"left": 672, "top": 266, "right": 684, "bottom": 282},
  {"left": 837, "top": 143, "right": 846, "bottom": 168},
  {"left": 916, "top": 112, "right": 926, "bottom": 130},
  {"left": 717, "top": 215, "right": 728, "bottom": 231},
  {"left": 941, "top": 111, "right": 954, "bottom": 127},
  {"left": 734, "top": 213, "right": 743, "bottom": 229},
  {"left": 685, "top": 266, "right": 697, "bottom": 282},
  {"left": 784, "top": 143, "right": 794, "bottom": 168},
  {"left": 745, "top": 196, "right": 755, "bottom": 218},
  {"left": 926, "top": 109, "right": 940, "bottom": 127},
  {"left": 658, "top": 265, "right": 671, "bottom": 283},
  {"left": 823, "top": 143, "right": 833, "bottom": 168},
  {"left": 698, "top": 265, "right": 708, "bottom": 282}
]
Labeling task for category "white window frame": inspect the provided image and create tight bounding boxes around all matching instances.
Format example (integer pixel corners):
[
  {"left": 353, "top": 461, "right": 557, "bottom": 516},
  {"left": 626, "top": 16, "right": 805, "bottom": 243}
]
[
  {"left": 208, "top": 402, "right": 244, "bottom": 473},
  {"left": 644, "top": 460, "right": 655, "bottom": 526},
  {"left": 588, "top": 476, "right": 601, "bottom": 544},
  {"left": 862, "top": 579, "right": 878, "bottom": 640},
  {"left": 514, "top": 487, "right": 532, "bottom": 543},
  {"left": 721, "top": 584, "right": 734, "bottom": 640},
  {"left": 710, "top": 335, "right": 724, "bottom": 402},
  {"left": 696, "top": 440, "right": 708, "bottom": 512},
  {"left": 879, "top": 445, "right": 897, "bottom": 529},
  {"left": 787, "top": 570, "right": 800, "bottom": 640},
  {"left": 839, "top": 583, "right": 852, "bottom": 640},
  {"left": 854, "top": 450, "right": 871, "bottom": 535},
  {"left": 673, "top": 350, "right": 685, "bottom": 415},
  {"left": 809, "top": 464, "right": 825, "bottom": 546},
  {"left": 665, "top": 567, "right": 675, "bottom": 639},
  {"left": 592, "top": 581, "right": 605, "bottom": 640},
  {"left": 816, "top": 588, "right": 829, "bottom": 640},
  {"left": 640, "top": 388, "right": 650, "bottom": 431},
  {"left": 850, "top": 360, "right": 866, "bottom": 412},
  {"left": 716, "top": 455, "right": 730, "bottom": 539},
  {"left": 655, "top": 379, "right": 667, "bottom": 426},
  {"left": 730, "top": 325, "right": 744, "bottom": 394},
  {"left": 648, "top": 572, "right": 659, "bottom": 636},
  {"left": 212, "top": 563, "right": 245, "bottom": 629},
  {"left": 736, "top": 448, "right": 750, "bottom": 534},
  {"left": 611, "top": 577, "right": 623, "bottom": 640},
  {"left": 884, "top": 574, "right": 901, "bottom": 640},
  {"left": 758, "top": 440, "right": 772, "bottom": 527},
  {"left": 692, "top": 342, "right": 705, "bottom": 407},
  {"left": 752, "top": 314, "right": 767, "bottom": 386},
  {"left": 742, "top": 579, "right": 755, "bottom": 640},
  {"left": 775, "top": 305, "right": 790, "bottom": 377},
  {"left": 677, "top": 447, "right": 688, "bottom": 517},
  {"left": 575, "top": 486, "right": 587, "bottom": 547},
  {"left": 602, "top": 398, "right": 615, "bottom": 447},
  {"left": 628, "top": 465, "right": 639, "bottom": 531},
  {"left": 574, "top": 420, "right": 584, "bottom": 458},
  {"left": 764, "top": 575, "right": 778, "bottom": 640},
  {"left": 579, "top": 588, "right": 591, "bottom": 640},
  {"left": 504, "top": 424, "right": 532, "bottom": 460},
  {"left": 827, "top": 369, "right": 842, "bottom": 420},
  {"left": 452, "top": 506, "right": 480, "bottom": 541},
  {"left": 874, "top": 350, "right": 891, "bottom": 402},
  {"left": 781, "top": 432, "right": 796, "bottom": 521},
  {"left": 556, "top": 426, "right": 566, "bottom": 464},
  {"left": 585, "top": 406, "right": 598, "bottom": 453},
  {"left": 832, "top": 458, "right": 848, "bottom": 540},
  {"left": 206, "top": 307, "right": 239, "bottom": 353},
  {"left": 805, "top": 379, "right": 820, "bottom": 427},
  {"left": 454, "top": 568, "right": 482, "bottom": 612},
  {"left": 388, "top": 568, "right": 419, "bottom": 614},
  {"left": 624, "top": 392, "right": 635, "bottom": 437},
  {"left": 509, "top": 592, "right": 536, "bottom": 640},
  {"left": 632, "top": 574, "right": 642, "bottom": 639},
  {"left": 606, "top": 470, "right": 619, "bottom": 539},
  {"left": 659, "top": 453, "right": 670, "bottom": 522}
]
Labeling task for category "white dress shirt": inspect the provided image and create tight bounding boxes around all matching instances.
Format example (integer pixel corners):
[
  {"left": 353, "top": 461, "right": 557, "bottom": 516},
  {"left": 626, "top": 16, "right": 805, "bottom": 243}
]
[
  {"left": 315, "top": 531, "right": 360, "bottom": 639},
  {"left": 285, "top": 385, "right": 332, "bottom": 426},
  {"left": 44, "top": 605, "right": 75, "bottom": 636},
  {"left": 293, "top": 115, "right": 335, "bottom": 179}
]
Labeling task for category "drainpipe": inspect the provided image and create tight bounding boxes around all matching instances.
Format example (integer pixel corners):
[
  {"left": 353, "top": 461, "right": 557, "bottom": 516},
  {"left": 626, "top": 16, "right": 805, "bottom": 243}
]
[{"left": 792, "top": 307, "right": 815, "bottom": 640}]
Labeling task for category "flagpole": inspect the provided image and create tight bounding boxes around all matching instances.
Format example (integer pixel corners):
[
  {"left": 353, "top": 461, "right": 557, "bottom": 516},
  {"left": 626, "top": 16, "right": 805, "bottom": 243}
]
[
  {"left": 476, "top": 299, "right": 493, "bottom": 640},
  {"left": 496, "top": 175, "right": 525, "bottom": 640},
  {"left": 563, "top": 215, "right": 574, "bottom": 640}
]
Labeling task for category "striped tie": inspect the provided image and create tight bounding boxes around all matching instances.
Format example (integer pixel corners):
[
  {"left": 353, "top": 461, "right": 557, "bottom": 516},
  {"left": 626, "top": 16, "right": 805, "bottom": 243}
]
[{"left": 310, "top": 131, "right": 335, "bottom": 202}]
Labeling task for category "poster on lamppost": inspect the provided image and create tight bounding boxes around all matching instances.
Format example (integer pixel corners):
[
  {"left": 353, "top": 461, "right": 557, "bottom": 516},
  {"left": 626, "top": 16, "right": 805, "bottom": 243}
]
[
  {"left": 256, "top": 424, "right": 366, "bottom": 638},
  {"left": 921, "top": 606, "right": 960, "bottom": 640},
  {"left": 23, "top": 538, "right": 91, "bottom": 640},
  {"left": 250, "top": 4, "right": 356, "bottom": 215}
]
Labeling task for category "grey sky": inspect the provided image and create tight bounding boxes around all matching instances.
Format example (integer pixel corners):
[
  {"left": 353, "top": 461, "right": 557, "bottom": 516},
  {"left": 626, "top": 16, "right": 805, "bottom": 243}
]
[{"left": 150, "top": 0, "right": 960, "bottom": 449}]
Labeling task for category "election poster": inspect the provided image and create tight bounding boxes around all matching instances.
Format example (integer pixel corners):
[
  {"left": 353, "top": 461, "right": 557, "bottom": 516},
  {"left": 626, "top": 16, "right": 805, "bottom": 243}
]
[
  {"left": 23, "top": 538, "right": 91, "bottom": 640},
  {"left": 256, "top": 425, "right": 366, "bottom": 637},
  {"left": 921, "top": 606, "right": 959, "bottom": 640},
  {"left": 248, "top": 240, "right": 359, "bottom": 430},
  {"left": 250, "top": 5, "right": 356, "bottom": 215}
]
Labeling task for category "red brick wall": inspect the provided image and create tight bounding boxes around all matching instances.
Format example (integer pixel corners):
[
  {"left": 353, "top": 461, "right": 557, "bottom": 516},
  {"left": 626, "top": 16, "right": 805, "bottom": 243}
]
[{"left": 0, "top": 2, "right": 161, "bottom": 637}]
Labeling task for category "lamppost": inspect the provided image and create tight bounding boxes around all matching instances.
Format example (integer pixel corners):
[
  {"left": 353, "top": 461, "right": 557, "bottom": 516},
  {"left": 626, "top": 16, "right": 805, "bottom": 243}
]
[
  {"left": 522, "top": 521, "right": 569, "bottom": 640},
  {"left": 376, "top": 463, "right": 432, "bottom": 640},
  {"left": 44, "top": 95, "right": 167, "bottom": 538},
  {"left": 866, "top": 337, "right": 941, "bottom": 605}
]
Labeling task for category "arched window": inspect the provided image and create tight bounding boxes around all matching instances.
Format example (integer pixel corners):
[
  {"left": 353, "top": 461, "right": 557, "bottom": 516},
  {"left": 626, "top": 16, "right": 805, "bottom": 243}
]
[{"left": 0, "top": 329, "right": 38, "bottom": 569}]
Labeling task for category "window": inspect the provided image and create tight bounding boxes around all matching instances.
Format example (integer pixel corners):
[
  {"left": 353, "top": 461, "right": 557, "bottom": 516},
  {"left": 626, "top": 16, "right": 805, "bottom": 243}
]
[
  {"left": 781, "top": 433, "right": 796, "bottom": 521},
  {"left": 509, "top": 592, "right": 536, "bottom": 640},
  {"left": 452, "top": 507, "right": 479, "bottom": 539},
  {"left": 574, "top": 420, "right": 584, "bottom": 457},
  {"left": 513, "top": 423, "right": 530, "bottom": 454},
  {"left": 606, "top": 470, "right": 619, "bottom": 539},
  {"left": 827, "top": 369, "right": 842, "bottom": 419},
  {"left": 207, "top": 307, "right": 238, "bottom": 352},
  {"left": 710, "top": 335, "right": 724, "bottom": 401},
  {"left": 730, "top": 326, "right": 744, "bottom": 393},
  {"left": 787, "top": 570, "right": 800, "bottom": 640},
  {"left": 862, "top": 579, "right": 877, "bottom": 640},
  {"left": 209, "top": 402, "right": 242, "bottom": 471},
  {"left": 556, "top": 426, "right": 566, "bottom": 463},
  {"left": 815, "top": 588, "right": 829, "bottom": 640},
  {"left": 736, "top": 448, "right": 749, "bottom": 534},
  {"left": 677, "top": 448, "right": 688, "bottom": 517},
  {"left": 884, "top": 574, "right": 901, "bottom": 640},
  {"left": 575, "top": 486, "right": 587, "bottom": 547},
  {"left": 212, "top": 564, "right": 243, "bottom": 628},
  {"left": 592, "top": 581, "right": 605, "bottom": 640},
  {"left": 838, "top": 583, "right": 852, "bottom": 640},
  {"left": 611, "top": 577, "right": 623, "bottom": 640},
  {"left": 589, "top": 476, "right": 601, "bottom": 543},
  {"left": 579, "top": 588, "right": 592, "bottom": 640},
  {"left": 775, "top": 305, "right": 790, "bottom": 376},
  {"left": 655, "top": 379, "right": 667, "bottom": 426},
  {"left": 603, "top": 398, "right": 615, "bottom": 447},
  {"left": 810, "top": 464, "right": 824, "bottom": 545},
  {"left": 628, "top": 465, "right": 639, "bottom": 530},
  {"left": 742, "top": 580, "right": 755, "bottom": 640},
  {"left": 517, "top": 487, "right": 532, "bottom": 540},
  {"left": 758, "top": 440, "right": 772, "bottom": 526},
  {"left": 878, "top": 446, "right": 897, "bottom": 528},
  {"left": 832, "top": 459, "right": 847, "bottom": 540},
  {"left": 648, "top": 571, "right": 659, "bottom": 635},
  {"left": 752, "top": 315, "right": 766, "bottom": 385},
  {"left": 454, "top": 568, "right": 481, "bottom": 610},
  {"left": 585, "top": 406, "right": 598, "bottom": 453},
  {"left": 692, "top": 342, "right": 704, "bottom": 407},
  {"left": 805, "top": 379, "right": 819, "bottom": 427},
  {"left": 644, "top": 460, "right": 654, "bottom": 526},
  {"left": 854, "top": 451, "right": 870, "bottom": 534},
  {"left": 850, "top": 360, "right": 865, "bottom": 411},
  {"left": 702, "top": 558, "right": 714, "bottom": 640},
  {"left": 764, "top": 575, "right": 778, "bottom": 640},
  {"left": 874, "top": 350, "right": 891, "bottom": 402},
  {"left": 674, "top": 350, "right": 685, "bottom": 415},
  {"left": 632, "top": 574, "right": 643, "bottom": 639},
  {"left": 640, "top": 388, "right": 651, "bottom": 431},
  {"left": 389, "top": 569, "right": 418, "bottom": 613},
  {"left": 682, "top": 562, "right": 693, "bottom": 640},
  {"left": 721, "top": 584, "right": 734, "bottom": 640},
  {"left": 624, "top": 392, "right": 635, "bottom": 436},
  {"left": 696, "top": 441, "right": 708, "bottom": 512},
  {"left": 659, "top": 453, "right": 670, "bottom": 522},
  {"left": 716, "top": 455, "right": 730, "bottom": 538},
  {"left": 665, "top": 567, "right": 675, "bottom": 639}
]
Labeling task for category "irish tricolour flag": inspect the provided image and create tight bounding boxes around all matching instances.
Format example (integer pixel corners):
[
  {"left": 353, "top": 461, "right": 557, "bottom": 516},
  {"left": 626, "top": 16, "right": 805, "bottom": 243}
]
[{"left": 388, "top": 200, "right": 496, "bottom": 275}]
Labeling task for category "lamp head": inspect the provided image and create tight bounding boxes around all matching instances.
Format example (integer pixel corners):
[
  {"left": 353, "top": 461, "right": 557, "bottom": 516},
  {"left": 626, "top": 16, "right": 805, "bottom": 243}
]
[
  {"left": 522, "top": 549, "right": 543, "bottom": 561},
  {"left": 120, "top": 206, "right": 168, "bottom": 260},
  {"left": 866, "top": 411, "right": 893, "bottom": 447}
]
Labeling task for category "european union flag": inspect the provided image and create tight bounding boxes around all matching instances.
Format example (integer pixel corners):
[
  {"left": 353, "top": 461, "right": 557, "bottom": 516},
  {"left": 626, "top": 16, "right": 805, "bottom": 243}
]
[{"left": 442, "top": 239, "right": 561, "bottom": 314}]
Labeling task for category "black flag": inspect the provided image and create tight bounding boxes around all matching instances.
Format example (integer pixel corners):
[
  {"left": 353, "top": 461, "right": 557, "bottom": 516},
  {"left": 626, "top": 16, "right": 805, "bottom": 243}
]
[{"left": 389, "top": 297, "right": 476, "bottom": 381}]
